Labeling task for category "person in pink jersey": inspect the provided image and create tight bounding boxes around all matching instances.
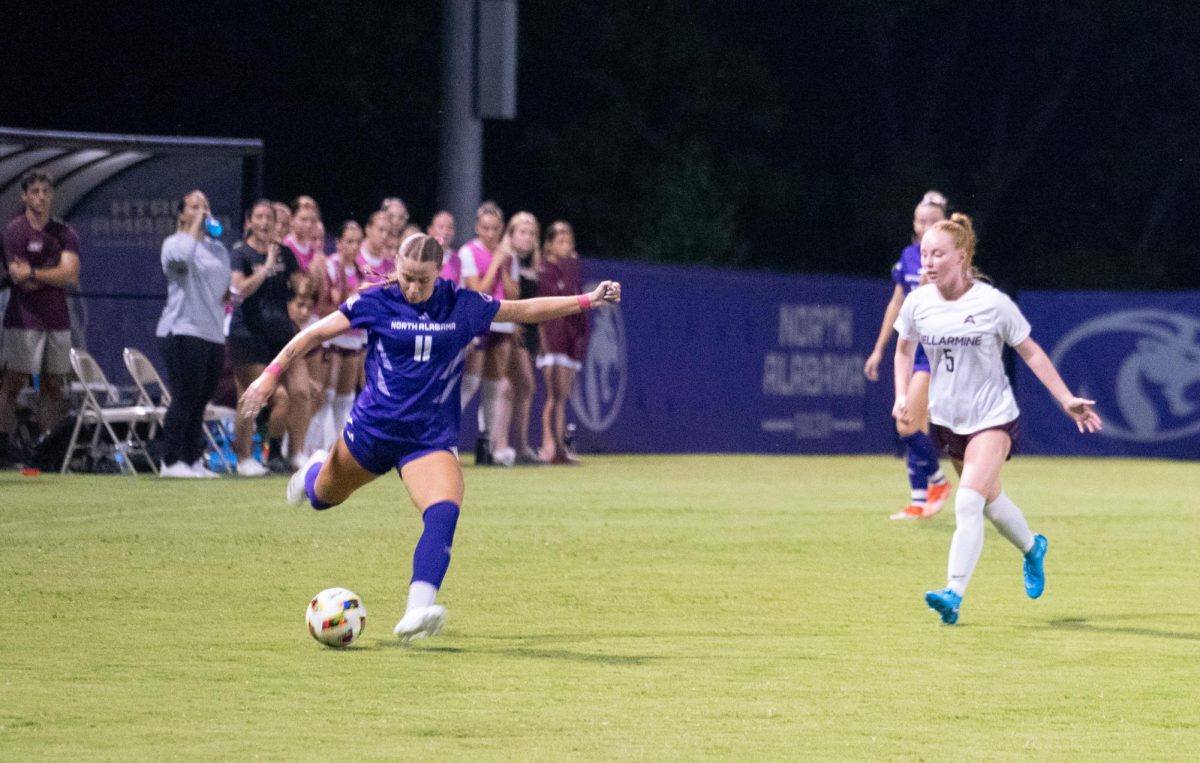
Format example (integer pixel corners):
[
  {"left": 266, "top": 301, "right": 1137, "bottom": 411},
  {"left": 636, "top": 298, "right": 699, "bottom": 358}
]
[
  {"left": 0, "top": 170, "right": 81, "bottom": 466},
  {"left": 428, "top": 211, "right": 456, "bottom": 255},
  {"left": 498, "top": 212, "right": 544, "bottom": 464},
  {"left": 357, "top": 211, "right": 396, "bottom": 285},
  {"left": 457, "top": 201, "right": 518, "bottom": 465},
  {"left": 537, "top": 221, "right": 589, "bottom": 464},
  {"left": 283, "top": 197, "right": 328, "bottom": 452},
  {"left": 305, "top": 221, "right": 368, "bottom": 453}
]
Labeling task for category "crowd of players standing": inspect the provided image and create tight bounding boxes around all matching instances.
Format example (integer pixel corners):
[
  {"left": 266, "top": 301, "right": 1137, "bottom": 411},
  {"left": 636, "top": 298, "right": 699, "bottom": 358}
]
[{"left": 0, "top": 170, "right": 590, "bottom": 477}]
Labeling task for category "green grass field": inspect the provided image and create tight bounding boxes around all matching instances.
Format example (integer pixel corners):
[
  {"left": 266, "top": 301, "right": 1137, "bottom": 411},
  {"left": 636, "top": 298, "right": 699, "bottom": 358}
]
[{"left": 2, "top": 455, "right": 1197, "bottom": 760}]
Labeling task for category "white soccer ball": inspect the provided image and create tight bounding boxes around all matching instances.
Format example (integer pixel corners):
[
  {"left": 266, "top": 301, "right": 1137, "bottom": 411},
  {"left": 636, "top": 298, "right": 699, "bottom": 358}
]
[{"left": 305, "top": 587, "right": 367, "bottom": 648}]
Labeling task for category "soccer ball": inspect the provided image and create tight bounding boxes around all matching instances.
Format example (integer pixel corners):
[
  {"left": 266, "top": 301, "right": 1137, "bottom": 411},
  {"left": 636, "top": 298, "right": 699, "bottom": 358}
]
[{"left": 306, "top": 587, "right": 367, "bottom": 648}]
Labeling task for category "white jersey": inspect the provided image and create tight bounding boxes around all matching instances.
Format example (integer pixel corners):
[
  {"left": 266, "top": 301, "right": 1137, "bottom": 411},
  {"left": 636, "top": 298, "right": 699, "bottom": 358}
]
[{"left": 895, "top": 282, "right": 1031, "bottom": 434}]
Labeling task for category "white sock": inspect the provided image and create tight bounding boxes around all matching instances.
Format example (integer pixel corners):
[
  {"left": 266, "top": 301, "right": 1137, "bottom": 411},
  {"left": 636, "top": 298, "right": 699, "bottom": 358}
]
[
  {"left": 304, "top": 390, "right": 335, "bottom": 454},
  {"left": 947, "top": 487, "right": 986, "bottom": 596},
  {"left": 479, "top": 378, "right": 499, "bottom": 436},
  {"left": 406, "top": 581, "right": 437, "bottom": 613},
  {"left": 460, "top": 373, "right": 482, "bottom": 411},
  {"left": 984, "top": 490, "right": 1035, "bottom": 554},
  {"left": 929, "top": 469, "right": 947, "bottom": 485},
  {"left": 331, "top": 393, "right": 355, "bottom": 435}
]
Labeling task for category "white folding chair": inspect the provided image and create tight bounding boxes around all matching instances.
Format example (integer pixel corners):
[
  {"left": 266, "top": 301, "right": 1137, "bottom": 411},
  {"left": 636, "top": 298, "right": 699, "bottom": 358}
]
[
  {"left": 62, "top": 348, "right": 159, "bottom": 475},
  {"left": 122, "top": 347, "right": 236, "bottom": 472}
]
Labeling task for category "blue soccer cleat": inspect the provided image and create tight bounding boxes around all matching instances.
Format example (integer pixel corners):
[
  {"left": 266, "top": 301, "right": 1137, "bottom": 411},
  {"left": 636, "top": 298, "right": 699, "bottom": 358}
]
[
  {"left": 924, "top": 588, "right": 962, "bottom": 625},
  {"left": 1023, "top": 534, "right": 1048, "bottom": 599}
]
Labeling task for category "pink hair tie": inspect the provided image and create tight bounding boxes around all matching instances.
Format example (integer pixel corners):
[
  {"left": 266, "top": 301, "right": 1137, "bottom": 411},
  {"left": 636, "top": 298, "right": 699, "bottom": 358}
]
[
  {"left": 264, "top": 362, "right": 283, "bottom": 376},
  {"left": 577, "top": 294, "right": 592, "bottom": 312}
]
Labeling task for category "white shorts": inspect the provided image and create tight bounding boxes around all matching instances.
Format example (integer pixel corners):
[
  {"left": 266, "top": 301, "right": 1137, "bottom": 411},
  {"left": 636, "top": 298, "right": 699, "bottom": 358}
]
[
  {"left": 2, "top": 328, "right": 72, "bottom": 375},
  {"left": 536, "top": 353, "right": 582, "bottom": 371}
]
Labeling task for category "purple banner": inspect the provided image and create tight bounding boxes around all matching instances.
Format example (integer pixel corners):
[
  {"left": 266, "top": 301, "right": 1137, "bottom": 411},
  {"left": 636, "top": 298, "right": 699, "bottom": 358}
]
[
  {"left": 467, "top": 258, "right": 898, "bottom": 454},
  {"left": 1016, "top": 291, "right": 1200, "bottom": 459}
]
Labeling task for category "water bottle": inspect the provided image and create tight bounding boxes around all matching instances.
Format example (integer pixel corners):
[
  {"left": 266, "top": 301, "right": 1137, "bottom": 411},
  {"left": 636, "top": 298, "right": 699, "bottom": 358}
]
[{"left": 204, "top": 215, "right": 224, "bottom": 238}]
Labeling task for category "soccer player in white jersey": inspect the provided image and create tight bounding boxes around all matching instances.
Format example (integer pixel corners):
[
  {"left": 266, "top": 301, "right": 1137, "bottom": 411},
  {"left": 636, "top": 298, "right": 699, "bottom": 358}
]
[
  {"left": 893, "top": 212, "right": 1101, "bottom": 625},
  {"left": 238, "top": 234, "right": 621, "bottom": 641}
]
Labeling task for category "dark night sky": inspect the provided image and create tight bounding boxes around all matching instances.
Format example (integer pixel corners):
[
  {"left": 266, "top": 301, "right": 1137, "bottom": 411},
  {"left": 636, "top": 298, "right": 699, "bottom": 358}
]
[{"left": 3, "top": 1, "right": 1198, "bottom": 291}]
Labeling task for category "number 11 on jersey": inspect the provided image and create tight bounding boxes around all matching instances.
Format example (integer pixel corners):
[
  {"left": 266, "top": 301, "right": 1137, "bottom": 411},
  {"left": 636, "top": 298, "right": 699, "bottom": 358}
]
[{"left": 414, "top": 335, "right": 432, "bottom": 362}]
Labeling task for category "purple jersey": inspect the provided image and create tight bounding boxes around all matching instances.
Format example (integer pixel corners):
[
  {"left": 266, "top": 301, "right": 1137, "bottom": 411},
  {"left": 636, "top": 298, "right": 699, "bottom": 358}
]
[
  {"left": 890, "top": 242, "right": 930, "bottom": 370},
  {"left": 890, "top": 242, "right": 921, "bottom": 294},
  {"left": 3, "top": 215, "right": 79, "bottom": 330},
  {"left": 339, "top": 279, "right": 500, "bottom": 446}
]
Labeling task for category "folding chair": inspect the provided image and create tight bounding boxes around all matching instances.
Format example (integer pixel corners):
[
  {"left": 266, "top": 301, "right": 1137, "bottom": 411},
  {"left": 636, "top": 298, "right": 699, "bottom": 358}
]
[
  {"left": 62, "top": 348, "right": 159, "bottom": 475},
  {"left": 122, "top": 347, "right": 237, "bottom": 472}
]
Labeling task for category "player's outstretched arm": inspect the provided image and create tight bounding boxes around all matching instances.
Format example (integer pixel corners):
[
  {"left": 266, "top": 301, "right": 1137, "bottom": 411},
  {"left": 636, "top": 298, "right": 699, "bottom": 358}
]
[
  {"left": 1015, "top": 337, "right": 1102, "bottom": 433},
  {"left": 239, "top": 311, "right": 352, "bottom": 419},
  {"left": 494, "top": 280, "right": 621, "bottom": 325},
  {"left": 892, "top": 336, "right": 917, "bottom": 424},
  {"left": 865, "top": 284, "right": 905, "bottom": 382}
]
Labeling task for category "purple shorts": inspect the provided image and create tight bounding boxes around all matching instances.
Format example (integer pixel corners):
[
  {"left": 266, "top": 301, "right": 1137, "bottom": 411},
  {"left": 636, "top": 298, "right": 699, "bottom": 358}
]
[
  {"left": 342, "top": 418, "right": 456, "bottom": 475},
  {"left": 930, "top": 417, "right": 1020, "bottom": 462}
]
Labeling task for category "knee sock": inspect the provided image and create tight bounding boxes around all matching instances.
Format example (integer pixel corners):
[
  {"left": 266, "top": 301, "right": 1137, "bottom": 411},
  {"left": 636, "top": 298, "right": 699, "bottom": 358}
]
[
  {"left": 947, "top": 488, "right": 986, "bottom": 596},
  {"left": 460, "top": 373, "right": 482, "bottom": 412},
  {"left": 408, "top": 502, "right": 460, "bottom": 610},
  {"left": 479, "top": 378, "right": 499, "bottom": 436},
  {"left": 902, "top": 443, "right": 929, "bottom": 506},
  {"left": 331, "top": 393, "right": 355, "bottom": 433},
  {"left": 984, "top": 490, "right": 1035, "bottom": 554},
  {"left": 303, "top": 461, "right": 333, "bottom": 510},
  {"left": 902, "top": 431, "right": 945, "bottom": 487},
  {"left": 304, "top": 389, "right": 335, "bottom": 454}
]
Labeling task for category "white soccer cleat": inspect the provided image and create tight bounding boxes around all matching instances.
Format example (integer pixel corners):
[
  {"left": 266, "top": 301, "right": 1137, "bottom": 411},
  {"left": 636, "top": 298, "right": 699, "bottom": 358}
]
[
  {"left": 160, "top": 460, "right": 200, "bottom": 478},
  {"left": 286, "top": 449, "right": 327, "bottom": 507},
  {"left": 393, "top": 605, "right": 447, "bottom": 642},
  {"left": 491, "top": 447, "right": 516, "bottom": 467},
  {"left": 190, "top": 459, "right": 220, "bottom": 478},
  {"left": 237, "top": 458, "right": 269, "bottom": 477}
]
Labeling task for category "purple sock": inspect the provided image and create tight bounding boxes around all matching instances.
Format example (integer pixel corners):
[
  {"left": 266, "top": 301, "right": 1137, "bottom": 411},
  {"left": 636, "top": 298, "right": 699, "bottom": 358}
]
[
  {"left": 900, "top": 434, "right": 929, "bottom": 494},
  {"left": 411, "top": 502, "right": 460, "bottom": 587},
  {"left": 901, "top": 431, "right": 941, "bottom": 480},
  {"left": 304, "top": 461, "right": 332, "bottom": 510}
]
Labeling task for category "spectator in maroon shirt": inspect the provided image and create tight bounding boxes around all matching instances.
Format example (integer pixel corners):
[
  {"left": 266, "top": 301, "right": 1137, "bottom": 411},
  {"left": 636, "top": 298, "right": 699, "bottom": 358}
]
[{"left": 0, "top": 170, "right": 81, "bottom": 465}]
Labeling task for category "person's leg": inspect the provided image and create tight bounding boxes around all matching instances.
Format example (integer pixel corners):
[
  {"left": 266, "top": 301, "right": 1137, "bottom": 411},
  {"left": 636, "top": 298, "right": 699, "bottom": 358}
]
[
  {"left": 484, "top": 338, "right": 514, "bottom": 461},
  {"left": 394, "top": 450, "right": 465, "bottom": 640},
  {"left": 157, "top": 334, "right": 194, "bottom": 469},
  {"left": 1, "top": 328, "right": 38, "bottom": 460},
  {"left": 509, "top": 344, "right": 536, "bottom": 456},
  {"left": 331, "top": 350, "right": 359, "bottom": 434},
  {"left": 894, "top": 371, "right": 947, "bottom": 518},
  {"left": 304, "top": 349, "right": 335, "bottom": 456},
  {"left": 931, "top": 430, "right": 1010, "bottom": 616},
  {"left": 460, "top": 345, "right": 482, "bottom": 411},
  {"left": 36, "top": 330, "right": 72, "bottom": 434},
  {"left": 553, "top": 366, "right": 577, "bottom": 459},
  {"left": 303, "top": 435, "right": 381, "bottom": 507},
  {"left": 283, "top": 360, "right": 313, "bottom": 464},
  {"left": 233, "top": 363, "right": 264, "bottom": 460},
  {"left": 539, "top": 363, "right": 556, "bottom": 460},
  {"left": 182, "top": 339, "right": 225, "bottom": 468}
]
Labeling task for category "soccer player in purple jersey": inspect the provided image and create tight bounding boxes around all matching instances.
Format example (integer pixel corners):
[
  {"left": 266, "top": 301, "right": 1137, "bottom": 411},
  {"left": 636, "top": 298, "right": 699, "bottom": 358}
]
[
  {"left": 893, "top": 213, "right": 1101, "bottom": 625},
  {"left": 238, "top": 234, "right": 621, "bottom": 641},
  {"left": 865, "top": 194, "right": 952, "bottom": 520}
]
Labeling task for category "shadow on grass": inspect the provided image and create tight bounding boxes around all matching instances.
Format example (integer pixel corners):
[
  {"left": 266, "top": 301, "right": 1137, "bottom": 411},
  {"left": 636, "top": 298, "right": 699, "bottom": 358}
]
[
  {"left": 371, "top": 638, "right": 658, "bottom": 664},
  {"left": 1048, "top": 615, "right": 1200, "bottom": 641}
]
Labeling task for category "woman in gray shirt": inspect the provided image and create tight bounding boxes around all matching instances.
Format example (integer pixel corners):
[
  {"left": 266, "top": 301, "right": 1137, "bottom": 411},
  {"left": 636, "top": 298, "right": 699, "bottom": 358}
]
[{"left": 155, "top": 190, "right": 231, "bottom": 478}]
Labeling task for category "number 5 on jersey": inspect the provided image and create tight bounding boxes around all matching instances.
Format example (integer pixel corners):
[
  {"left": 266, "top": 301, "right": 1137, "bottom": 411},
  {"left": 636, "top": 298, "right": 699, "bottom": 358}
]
[
  {"left": 414, "top": 335, "right": 433, "bottom": 362},
  {"left": 943, "top": 348, "right": 955, "bottom": 372}
]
